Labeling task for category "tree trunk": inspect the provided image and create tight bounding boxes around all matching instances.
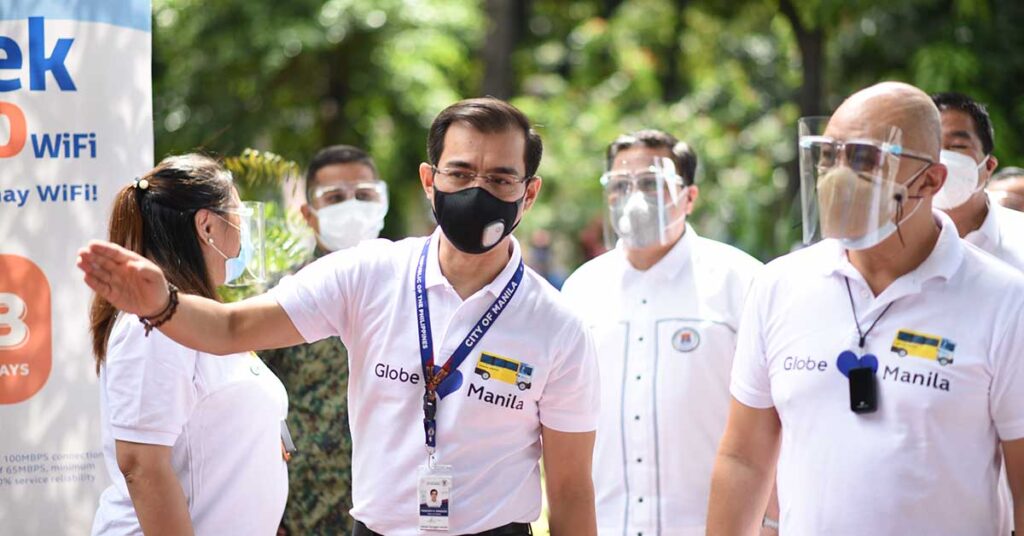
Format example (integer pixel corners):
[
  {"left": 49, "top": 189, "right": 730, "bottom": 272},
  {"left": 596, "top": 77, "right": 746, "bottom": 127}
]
[
  {"left": 660, "top": 0, "right": 689, "bottom": 102},
  {"left": 602, "top": 0, "right": 625, "bottom": 18},
  {"left": 481, "top": 0, "right": 522, "bottom": 99},
  {"left": 779, "top": 0, "right": 824, "bottom": 118},
  {"left": 779, "top": 0, "right": 824, "bottom": 205}
]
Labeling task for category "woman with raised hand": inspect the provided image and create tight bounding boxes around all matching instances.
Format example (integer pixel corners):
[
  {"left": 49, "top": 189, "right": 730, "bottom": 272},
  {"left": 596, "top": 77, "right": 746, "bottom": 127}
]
[{"left": 89, "top": 154, "right": 288, "bottom": 536}]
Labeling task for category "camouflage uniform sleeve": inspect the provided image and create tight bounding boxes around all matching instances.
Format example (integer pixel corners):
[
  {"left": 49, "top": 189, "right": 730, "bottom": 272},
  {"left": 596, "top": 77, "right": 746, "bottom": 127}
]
[{"left": 262, "top": 257, "right": 354, "bottom": 535}]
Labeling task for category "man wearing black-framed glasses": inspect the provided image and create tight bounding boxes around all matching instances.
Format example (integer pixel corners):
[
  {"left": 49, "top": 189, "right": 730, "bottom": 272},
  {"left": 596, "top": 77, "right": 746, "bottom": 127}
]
[
  {"left": 420, "top": 118, "right": 540, "bottom": 256},
  {"left": 79, "top": 97, "right": 600, "bottom": 536}
]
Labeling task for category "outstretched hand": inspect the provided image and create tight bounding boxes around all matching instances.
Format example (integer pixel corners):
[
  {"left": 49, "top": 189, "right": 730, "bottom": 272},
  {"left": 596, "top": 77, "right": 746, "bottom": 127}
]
[{"left": 77, "top": 240, "right": 171, "bottom": 318}]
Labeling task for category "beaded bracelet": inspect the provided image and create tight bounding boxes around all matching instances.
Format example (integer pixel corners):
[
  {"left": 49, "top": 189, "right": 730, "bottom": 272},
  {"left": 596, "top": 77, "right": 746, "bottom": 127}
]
[{"left": 139, "top": 283, "right": 179, "bottom": 336}]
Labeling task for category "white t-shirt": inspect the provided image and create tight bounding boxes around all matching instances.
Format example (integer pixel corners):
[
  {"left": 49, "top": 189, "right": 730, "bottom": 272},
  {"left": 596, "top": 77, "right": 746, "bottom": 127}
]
[
  {"left": 268, "top": 229, "right": 600, "bottom": 535},
  {"left": 964, "top": 192, "right": 1024, "bottom": 271},
  {"left": 92, "top": 314, "right": 289, "bottom": 535},
  {"left": 730, "top": 211, "right": 1024, "bottom": 535},
  {"left": 561, "top": 226, "right": 761, "bottom": 536}
]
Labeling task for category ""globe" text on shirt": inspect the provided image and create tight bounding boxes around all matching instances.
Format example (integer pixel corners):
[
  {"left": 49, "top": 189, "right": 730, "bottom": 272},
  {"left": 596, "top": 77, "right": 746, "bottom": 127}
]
[
  {"left": 374, "top": 363, "right": 421, "bottom": 385},
  {"left": 783, "top": 356, "right": 828, "bottom": 372}
]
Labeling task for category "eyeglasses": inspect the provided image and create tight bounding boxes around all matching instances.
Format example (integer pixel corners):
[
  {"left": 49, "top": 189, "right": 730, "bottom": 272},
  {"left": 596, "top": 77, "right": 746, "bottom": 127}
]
[
  {"left": 600, "top": 170, "right": 685, "bottom": 200},
  {"left": 801, "top": 136, "right": 934, "bottom": 176},
  {"left": 314, "top": 181, "right": 387, "bottom": 206},
  {"left": 431, "top": 166, "right": 532, "bottom": 200}
]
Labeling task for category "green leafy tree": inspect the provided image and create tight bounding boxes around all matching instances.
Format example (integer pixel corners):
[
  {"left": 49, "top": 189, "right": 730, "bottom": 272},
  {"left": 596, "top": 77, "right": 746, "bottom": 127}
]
[
  {"left": 153, "top": 0, "right": 1024, "bottom": 269},
  {"left": 153, "top": 0, "right": 485, "bottom": 240}
]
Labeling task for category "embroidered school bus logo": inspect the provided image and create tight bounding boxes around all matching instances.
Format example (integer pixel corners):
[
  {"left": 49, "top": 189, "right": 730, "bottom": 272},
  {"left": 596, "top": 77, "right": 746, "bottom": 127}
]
[
  {"left": 0, "top": 255, "right": 52, "bottom": 404},
  {"left": 474, "top": 352, "right": 533, "bottom": 391},
  {"left": 890, "top": 329, "right": 955, "bottom": 366}
]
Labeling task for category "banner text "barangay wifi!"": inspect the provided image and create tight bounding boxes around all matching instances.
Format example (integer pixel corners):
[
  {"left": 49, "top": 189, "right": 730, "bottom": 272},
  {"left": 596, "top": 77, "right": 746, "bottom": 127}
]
[{"left": 1, "top": 17, "right": 101, "bottom": 208}]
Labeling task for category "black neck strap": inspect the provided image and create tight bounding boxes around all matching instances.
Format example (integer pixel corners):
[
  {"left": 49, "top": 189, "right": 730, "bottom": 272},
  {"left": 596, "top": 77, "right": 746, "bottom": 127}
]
[{"left": 844, "top": 277, "right": 894, "bottom": 349}]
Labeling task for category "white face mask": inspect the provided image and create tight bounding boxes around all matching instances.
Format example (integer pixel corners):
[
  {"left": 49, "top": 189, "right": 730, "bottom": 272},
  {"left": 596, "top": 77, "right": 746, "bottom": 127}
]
[
  {"left": 615, "top": 192, "right": 660, "bottom": 247},
  {"left": 314, "top": 199, "right": 386, "bottom": 251},
  {"left": 935, "top": 150, "right": 988, "bottom": 210},
  {"left": 610, "top": 189, "right": 687, "bottom": 249}
]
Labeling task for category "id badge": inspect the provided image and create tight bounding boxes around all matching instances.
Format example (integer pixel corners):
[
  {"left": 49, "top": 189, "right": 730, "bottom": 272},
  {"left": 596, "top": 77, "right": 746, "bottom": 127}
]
[
  {"left": 418, "top": 464, "right": 452, "bottom": 531},
  {"left": 280, "top": 420, "right": 297, "bottom": 461}
]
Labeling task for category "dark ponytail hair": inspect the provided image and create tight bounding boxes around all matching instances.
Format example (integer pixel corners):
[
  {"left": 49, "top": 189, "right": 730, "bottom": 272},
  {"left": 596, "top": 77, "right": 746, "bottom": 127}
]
[{"left": 90, "top": 154, "right": 234, "bottom": 372}]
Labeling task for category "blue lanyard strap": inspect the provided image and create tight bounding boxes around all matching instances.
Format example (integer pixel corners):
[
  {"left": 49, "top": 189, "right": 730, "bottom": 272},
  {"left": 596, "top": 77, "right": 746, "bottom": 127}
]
[{"left": 415, "top": 237, "right": 525, "bottom": 452}]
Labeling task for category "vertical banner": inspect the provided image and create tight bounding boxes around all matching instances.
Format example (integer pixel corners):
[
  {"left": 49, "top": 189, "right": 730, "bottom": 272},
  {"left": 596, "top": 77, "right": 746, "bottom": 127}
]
[{"left": 0, "top": 1, "right": 153, "bottom": 532}]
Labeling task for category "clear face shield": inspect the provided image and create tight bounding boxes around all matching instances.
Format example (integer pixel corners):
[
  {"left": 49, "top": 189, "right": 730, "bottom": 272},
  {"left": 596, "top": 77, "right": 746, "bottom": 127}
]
[
  {"left": 601, "top": 156, "right": 688, "bottom": 249},
  {"left": 798, "top": 117, "right": 931, "bottom": 250},
  {"left": 217, "top": 200, "right": 267, "bottom": 287}
]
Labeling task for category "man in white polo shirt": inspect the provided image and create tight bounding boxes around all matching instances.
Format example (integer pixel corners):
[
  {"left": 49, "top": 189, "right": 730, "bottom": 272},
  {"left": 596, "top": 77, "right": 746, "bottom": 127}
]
[
  {"left": 931, "top": 91, "right": 1024, "bottom": 271},
  {"left": 706, "top": 81, "right": 1024, "bottom": 535},
  {"left": 561, "top": 130, "right": 762, "bottom": 536},
  {"left": 933, "top": 91, "right": 1024, "bottom": 535},
  {"left": 78, "top": 98, "right": 600, "bottom": 536}
]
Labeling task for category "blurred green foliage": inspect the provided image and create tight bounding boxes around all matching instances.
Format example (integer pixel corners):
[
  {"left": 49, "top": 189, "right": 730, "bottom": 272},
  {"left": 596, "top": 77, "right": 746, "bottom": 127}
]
[
  {"left": 221, "top": 150, "right": 307, "bottom": 263},
  {"left": 218, "top": 149, "right": 307, "bottom": 300},
  {"left": 153, "top": 0, "right": 1024, "bottom": 266}
]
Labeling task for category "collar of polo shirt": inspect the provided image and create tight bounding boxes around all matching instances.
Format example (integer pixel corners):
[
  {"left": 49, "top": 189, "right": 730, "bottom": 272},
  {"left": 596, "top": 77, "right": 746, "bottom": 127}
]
[
  {"left": 963, "top": 191, "right": 1024, "bottom": 271},
  {"left": 424, "top": 227, "right": 525, "bottom": 297},
  {"left": 967, "top": 191, "right": 1002, "bottom": 252},
  {"left": 821, "top": 210, "right": 965, "bottom": 295}
]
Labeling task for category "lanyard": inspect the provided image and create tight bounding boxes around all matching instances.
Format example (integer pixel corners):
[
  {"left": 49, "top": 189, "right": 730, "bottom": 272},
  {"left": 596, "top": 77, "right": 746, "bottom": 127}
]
[
  {"left": 415, "top": 237, "right": 525, "bottom": 457},
  {"left": 843, "top": 277, "right": 894, "bottom": 348}
]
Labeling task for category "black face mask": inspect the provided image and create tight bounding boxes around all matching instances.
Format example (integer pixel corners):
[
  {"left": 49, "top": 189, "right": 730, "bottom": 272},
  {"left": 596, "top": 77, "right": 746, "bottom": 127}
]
[{"left": 432, "top": 186, "right": 524, "bottom": 254}]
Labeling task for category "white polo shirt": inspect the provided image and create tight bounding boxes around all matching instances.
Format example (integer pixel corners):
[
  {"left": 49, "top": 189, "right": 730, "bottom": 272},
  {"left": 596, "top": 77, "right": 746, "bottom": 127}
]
[
  {"left": 730, "top": 211, "right": 1024, "bottom": 535},
  {"left": 964, "top": 192, "right": 1024, "bottom": 533},
  {"left": 269, "top": 229, "right": 600, "bottom": 535},
  {"left": 561, "top": 225, "right": 762, "bottom": 536},
  {"left": 963, "top": 191, "right": 1024, "bottom": 271},
  {"left": 92, "top": 314, "right": 289, "bottom": 535}
]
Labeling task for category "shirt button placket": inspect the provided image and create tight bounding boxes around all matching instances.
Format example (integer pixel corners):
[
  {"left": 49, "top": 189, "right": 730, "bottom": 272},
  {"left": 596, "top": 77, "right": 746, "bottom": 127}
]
[
  {"left": 629, "top": 315, "right": 655, "bottom": 534},
  {"left": 625, "top": 318, "right": 647, "bottom": 534}
]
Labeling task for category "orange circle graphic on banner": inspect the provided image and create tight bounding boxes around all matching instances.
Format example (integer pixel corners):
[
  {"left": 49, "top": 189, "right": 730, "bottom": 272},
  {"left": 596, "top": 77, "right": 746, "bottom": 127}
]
[
  {"left": 0, "top": 102, "right": 28, "bottom": 158},
  {"left": 0, "top": 255, "right": 52, "bottom": 404}
]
